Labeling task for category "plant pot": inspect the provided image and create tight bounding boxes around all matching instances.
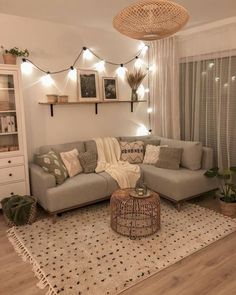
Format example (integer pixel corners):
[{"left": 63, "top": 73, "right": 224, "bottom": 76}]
[
  {"left": 218, "top": 195, "right": 236, "bottom": 217},
  {"left": 3, "top": 53, "right": 17, "bottom": 65}
]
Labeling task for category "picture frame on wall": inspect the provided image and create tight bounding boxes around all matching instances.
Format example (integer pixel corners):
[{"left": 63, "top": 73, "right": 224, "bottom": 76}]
[
  {"left": 77, "top": 69, "right": 100, "bottom": 101},
  {"left": 102, "top": 77, "right": 119, "bottom": 101}
]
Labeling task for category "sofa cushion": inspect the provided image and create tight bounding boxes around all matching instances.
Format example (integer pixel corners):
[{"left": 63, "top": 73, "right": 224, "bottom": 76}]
[
  {"left": 39, "top": 141, "right": 85, "bottom": 155},
  {"left": 34, "top": 150, "right": 68, "bottom": 185},
  {"left": 143, "top": 144, "right": 167, "bottom": 164},
  {"left": 120, "top": 141, "right": 144, "bottom": 164},
  {"left": 85, "top": 140, "right": 98, "bottom": 154},
  {"left": 60, "top": 149, "right": 83, "bottom": 177},
  {"left": 155, "top": 147, "right": 182, "bottom": 170},
  {"left": 45, "top": 173, "right": 113, "bottom": 212},
  {"left": 119, "top": 136, "right": 152, "bottom": 142},
  {"left": 140, "top": 164, "right": 218, "bottom": 201},
  {"left": 160, "top": 138, "right": 203, "bottom": 170},
  {"left": 79, "top": 151, "right": 98, "bottom": 173}
]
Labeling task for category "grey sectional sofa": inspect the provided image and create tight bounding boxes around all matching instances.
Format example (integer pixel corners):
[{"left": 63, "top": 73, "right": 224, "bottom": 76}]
[{"left": 30, "top": 136, "right": 218, "bottom": 216}]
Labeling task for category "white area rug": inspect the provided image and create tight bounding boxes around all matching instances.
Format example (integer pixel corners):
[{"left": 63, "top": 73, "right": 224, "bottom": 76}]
[{"left": 7, "top": 201, "right": 236, "bottom": 295}]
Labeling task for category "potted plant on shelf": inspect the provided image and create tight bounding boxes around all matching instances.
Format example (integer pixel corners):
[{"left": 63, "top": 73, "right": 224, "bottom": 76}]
[
  {"left": 1, "top": 46, "right": 29, "bottom": 65},
  {"left": 204, "top": 167, "right": 236, "bottom": 217},
  {"left": 126, "top": 69, "right": 146, "bottom": 101}
]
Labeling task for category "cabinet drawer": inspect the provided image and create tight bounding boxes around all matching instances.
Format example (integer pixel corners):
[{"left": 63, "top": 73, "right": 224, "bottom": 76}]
[
  {"left": 0, "top": 166, "right": 25, "bottom": 184},
  {"left": 0, "top": 156, "right": 24, "bottom": 168},
  {"left": 0, "top": 182, "right": 27, "bottom": 204}
]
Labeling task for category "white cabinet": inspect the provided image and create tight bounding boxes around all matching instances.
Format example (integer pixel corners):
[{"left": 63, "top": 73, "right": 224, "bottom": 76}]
[{"left": 0, "top": 65, "right": 29, "bottom": 206}]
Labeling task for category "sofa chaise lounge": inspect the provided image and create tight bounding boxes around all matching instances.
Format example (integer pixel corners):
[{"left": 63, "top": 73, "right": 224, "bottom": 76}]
[{"left": 30, "top": 136, "right": 218, "bottom": 217}]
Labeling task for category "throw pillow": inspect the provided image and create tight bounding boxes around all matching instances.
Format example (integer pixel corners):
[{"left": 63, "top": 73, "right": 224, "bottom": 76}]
[
  {"left": 155, "top": 147, "right": 182, "bottom": 170},
  {"left": 60, "top": 149, "right": 83, "bottom": 178},
  {"left": 34, "top": 150, "right": 68, "bottom": 185},
  {"left": 79, "top": 151, "right": 98, "bottom": 173},
  {"left": 119, "top": 141, "right": 144, "bottom": 164},
  {"left": 143, "top": 139, "right": 161, "bottom": 152},
  {"left": 143, "top": 144, "right": 167, "bottom": 164}
]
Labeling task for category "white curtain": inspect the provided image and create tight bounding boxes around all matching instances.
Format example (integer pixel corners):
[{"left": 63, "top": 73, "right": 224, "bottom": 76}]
[
  {"left": 150, "top": 36, "right": 180, "bottom": 139},
  {"left": 179, "top": 23, "right": 236, "bottom": 169}
]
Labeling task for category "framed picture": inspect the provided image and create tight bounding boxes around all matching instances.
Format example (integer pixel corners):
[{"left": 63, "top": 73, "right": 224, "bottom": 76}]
[
  {"left": 102, "top": 77, "right": 119, "bottom": 101},
  {"left": 77, "top": 69, "right": 100, "bottom": 101}
]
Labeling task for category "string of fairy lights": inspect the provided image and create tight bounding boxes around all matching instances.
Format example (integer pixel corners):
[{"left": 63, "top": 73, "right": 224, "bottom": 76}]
[{"left": 20, "top": 42, "right": 155, "bottom": 133}]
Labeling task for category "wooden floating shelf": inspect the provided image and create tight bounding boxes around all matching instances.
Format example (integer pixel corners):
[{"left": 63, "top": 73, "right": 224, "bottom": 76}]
[
  {"left": 0, "top": 132, "right": 18, "bottom": 136},
  {"left": 39, "top": 100, "right": 147, "bottom": 117}
]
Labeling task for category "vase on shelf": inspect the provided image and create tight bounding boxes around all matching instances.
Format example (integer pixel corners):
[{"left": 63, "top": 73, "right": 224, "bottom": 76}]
[{"left": 131, "top": 88, "right": 138, "bottom": 101}]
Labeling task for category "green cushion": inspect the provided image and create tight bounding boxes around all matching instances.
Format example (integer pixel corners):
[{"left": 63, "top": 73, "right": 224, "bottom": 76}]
[
  {"left": 35, "top": 150, "right": 68, "bottom": 185},
  {"left": 79, "top": 151, "right": 98, "bottom": 174}
]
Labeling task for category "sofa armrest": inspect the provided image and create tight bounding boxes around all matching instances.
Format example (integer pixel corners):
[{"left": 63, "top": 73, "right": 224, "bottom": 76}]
[
  {"left": 201, "top": 147, "right": 214, "bottom": 170},
  {"left": 29, "top": 163, "right": 56, "bottom": 210}
]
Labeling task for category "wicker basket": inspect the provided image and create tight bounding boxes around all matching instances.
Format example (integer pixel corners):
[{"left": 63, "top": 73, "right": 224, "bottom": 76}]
[
  {"left": 219, "top": 199, "right": 236, "bottom": 218},
  {"left": 3, "top": 196, "right": 37, "bottom": 227}
]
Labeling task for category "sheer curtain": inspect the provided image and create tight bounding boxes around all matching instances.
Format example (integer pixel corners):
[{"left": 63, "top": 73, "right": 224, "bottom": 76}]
[
  {"left": 150, "top": 37, "right": 180, "bottom": 139},
  {"left": 179, "top": 23, "right": 236, "bottom": 169}
]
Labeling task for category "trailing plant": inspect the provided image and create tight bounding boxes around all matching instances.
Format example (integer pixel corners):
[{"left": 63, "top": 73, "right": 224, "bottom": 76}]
[
  {"left": 204, "top": 167, "right": 236, "bottom": 203},
  {"left": 1, "top": 46, "right": 29, "bottom": 57}
]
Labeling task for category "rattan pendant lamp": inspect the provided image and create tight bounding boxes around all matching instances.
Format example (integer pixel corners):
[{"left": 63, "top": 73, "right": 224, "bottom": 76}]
[{"left": 113, "top": 0, "right": 189, "bottom": 41}]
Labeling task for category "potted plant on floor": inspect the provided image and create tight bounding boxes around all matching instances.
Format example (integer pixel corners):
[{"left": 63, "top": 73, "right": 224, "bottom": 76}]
[
  {"left": 204, "top": 167, "right": 236, "bottom": 217},
  {"left": 1, "top": 46, "right": 29, "bottom": 65}
]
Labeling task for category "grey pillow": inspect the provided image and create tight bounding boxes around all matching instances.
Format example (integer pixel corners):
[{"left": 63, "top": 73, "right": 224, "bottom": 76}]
[
  {"left": 79, "top": 151, "right": 98, "bottom": 174},
  {"left": 155, "top": 147, "right": 182, "bottom": 170}
]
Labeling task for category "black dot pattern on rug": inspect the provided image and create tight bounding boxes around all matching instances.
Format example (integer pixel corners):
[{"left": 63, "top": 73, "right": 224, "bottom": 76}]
[{"left": 11, "top": 201, "right": 236, "bottom": 295}]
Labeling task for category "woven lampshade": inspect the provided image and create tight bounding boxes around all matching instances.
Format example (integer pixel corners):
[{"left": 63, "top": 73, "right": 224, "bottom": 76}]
[{"left": 113, "top": 0, "right": 189, "bottom": 41}]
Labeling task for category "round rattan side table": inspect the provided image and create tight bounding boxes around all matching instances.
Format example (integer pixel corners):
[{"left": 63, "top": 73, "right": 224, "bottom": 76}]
[{"left": 110, "top": 189, "right": 160, "bottom": 239}]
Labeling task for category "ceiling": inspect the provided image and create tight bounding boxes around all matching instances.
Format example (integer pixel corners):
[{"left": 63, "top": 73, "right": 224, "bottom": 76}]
[{"left": 0, "top": 0, "right": 235, "bottom": 31}]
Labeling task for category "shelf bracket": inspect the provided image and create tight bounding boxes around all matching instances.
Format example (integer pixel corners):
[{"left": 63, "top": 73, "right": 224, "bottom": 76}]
[
  {"left": 50, "top": 104, "right": 54, "bottom": 117},
  {"left": 95, "top": 103, "right": 98, "bottom": 115},
  {"left": 131, "top": 102, "right": 134, "bottom": 112}
]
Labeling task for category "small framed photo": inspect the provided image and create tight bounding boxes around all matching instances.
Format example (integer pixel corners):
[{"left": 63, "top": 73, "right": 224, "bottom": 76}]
[
  {"left": 102, "top": 77, "right": 119, "bottom": 101},
  {"left": 77, "top": 69, "right": 100, "bottom": 101}
]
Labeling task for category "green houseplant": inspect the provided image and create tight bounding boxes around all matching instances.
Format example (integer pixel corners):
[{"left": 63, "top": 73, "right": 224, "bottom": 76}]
[
  {"left": 204, "top": 167, "right": 236, "bottom": 217},
  {"left": 1, "top": 46, "right": 29, "bottom": 65}
]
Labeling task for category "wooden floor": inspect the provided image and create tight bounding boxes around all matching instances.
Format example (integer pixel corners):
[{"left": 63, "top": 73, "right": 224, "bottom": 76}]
[{"left": 0, "top": 195, "right": 235, "bottom": 295}]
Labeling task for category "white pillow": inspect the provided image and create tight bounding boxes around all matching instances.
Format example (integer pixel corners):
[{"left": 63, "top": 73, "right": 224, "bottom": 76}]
[
  {"left": 60, "top": 149, "right": 83, "bottom": 178},
  {"left": 143, "top": 144, "right": 168, "bottom": 164}
]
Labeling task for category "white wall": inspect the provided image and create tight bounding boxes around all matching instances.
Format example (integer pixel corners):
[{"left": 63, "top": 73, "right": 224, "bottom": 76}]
[{"left": 0, "top": 13, "right": 150, "bottom": 159}]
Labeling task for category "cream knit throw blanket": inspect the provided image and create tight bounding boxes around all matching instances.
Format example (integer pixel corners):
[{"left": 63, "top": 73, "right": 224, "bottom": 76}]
[{"left": 95, "top": 137, "right": 140, "bottom": 189}]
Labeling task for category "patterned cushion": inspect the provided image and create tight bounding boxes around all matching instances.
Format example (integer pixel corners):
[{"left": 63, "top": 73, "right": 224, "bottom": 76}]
[
  {"left": 79, "top": 151, "right": 98, "bottom": 174},
  {"left": 35, "top": 150, "right": 68, "bottom": 185},
  {"left": 120, "top": 141, "right": 144, "bottom": 164},
  {"left": 60, "top": 149, "right": 83, "bottom": 178},
  {"left": 143, "top": 144, "right": 167, "bottom": 164},
  {"left": 155, "top": 147, "right": 182, "bottom": 170}
]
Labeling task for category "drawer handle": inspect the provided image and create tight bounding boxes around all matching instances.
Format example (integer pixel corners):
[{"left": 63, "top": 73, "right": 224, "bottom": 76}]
[
  {"left": 9, "top": 173, "right": 13, "bottom": 177},
  {"left": 8, "top": 160, "right": 11, "bottom": 164}
]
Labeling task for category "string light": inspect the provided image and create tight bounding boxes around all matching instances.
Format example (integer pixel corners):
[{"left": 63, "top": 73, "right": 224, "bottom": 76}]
[
  {"left": 116, "top": 64, "right": 127, "bottom": 79},
  {"left": 68, "top": 66, "right": 77, "bottom": 82},
  {"left": 21, "top": 58, "right": 33, "bottom": 75},
  {"left": 148, "top": 64, "right": 156, "bottom": 72},
  {"left": 41, "top": 72, "right": 54, "bottom": 86},
  {"left": 95, "top": 60, "right": 105, "bottom": 72},
  {"left": 215, "top": 77, "right": 220, "bottom": 82},
  {"left": 232, "top": 76, "right": 236, "bottom": 81},
  {"left": 208, "top": 62, "right": 214, "bottom": 68},
  {"left": 139, "top": 42, "right": 149, "bottom": 56},
  {"left": 147, "top": 107, "right": 153, "bottom": 113},
  {"left": 137, "top": 84, "right": 145, "bottom": 99},
  {"left": 134, "top": 56, "right": 143, "bottom": 69},
  {"left": 83, "top": 47, "right": 93, "bottom": 60},
  {"left": 224, "top": 83, "right": 228, "bottom": 88},
  {"left": 145, "top": 88, "right": 150, "bottom": 93}
]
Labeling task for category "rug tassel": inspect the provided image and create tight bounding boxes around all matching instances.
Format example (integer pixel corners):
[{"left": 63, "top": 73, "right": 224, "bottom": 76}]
[{"left": 7, "top": 227, "right": 57, "bottom": 295}]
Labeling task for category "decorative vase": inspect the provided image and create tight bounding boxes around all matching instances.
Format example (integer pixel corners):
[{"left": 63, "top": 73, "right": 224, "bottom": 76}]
[
  {"left": 131, "top": 88, "right": 138, "bottom": 101},
  {"left": 217, "top": 193, "right": 236, "bottom": 217},
  {"left": 3, "top": 53, "right": 17, "bottom": 65}
]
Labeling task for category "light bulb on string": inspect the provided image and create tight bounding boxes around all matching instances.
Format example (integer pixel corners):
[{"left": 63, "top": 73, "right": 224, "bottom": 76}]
[
  {"left": 147, "top": 107, "right": 153, "bottom": 113},
  {"left": 116, "top": 64, "right": 127, "bottom": 79},
  {"left": 134, "top": 56, "right": 143, "bottom": 69},
  {"left": 148, "top": 64, "right": 156, "bottom": 72},
  {"left": 83, "top": 47, "right": 93, "bottom": 60},
  {"left": 145, "top": 88, "right": 150, "bottom": 93},
  {"left": 138, "top": 42, "right": 148, "bottom": 56},
  {"left": 21, "top": 58, "right": 33, "bottom": 75},
  {"left": 95, "top": 60, "right": 105, "bottom": 72},
  {"left": 232, "top": 76, "right": 236, "bottom": 81},
  {"left": 137, "top": 84, "right": 145, "bottom": 99},
  {"left": 68, "top": 66, "right": 77, "bottom": 82},
  {"left": 41, "top": 72, "right": 54, "bottom": 87}
]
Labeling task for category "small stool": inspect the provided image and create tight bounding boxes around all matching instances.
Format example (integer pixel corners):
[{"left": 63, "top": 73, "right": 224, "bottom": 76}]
[{"left": 110, "top": 189, "right": 160, "bottom": 239}]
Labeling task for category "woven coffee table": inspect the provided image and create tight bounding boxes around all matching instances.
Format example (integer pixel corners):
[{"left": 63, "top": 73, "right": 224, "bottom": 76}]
[{"left": 110, "top": 189, "right": 160, "bottom": 239}]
